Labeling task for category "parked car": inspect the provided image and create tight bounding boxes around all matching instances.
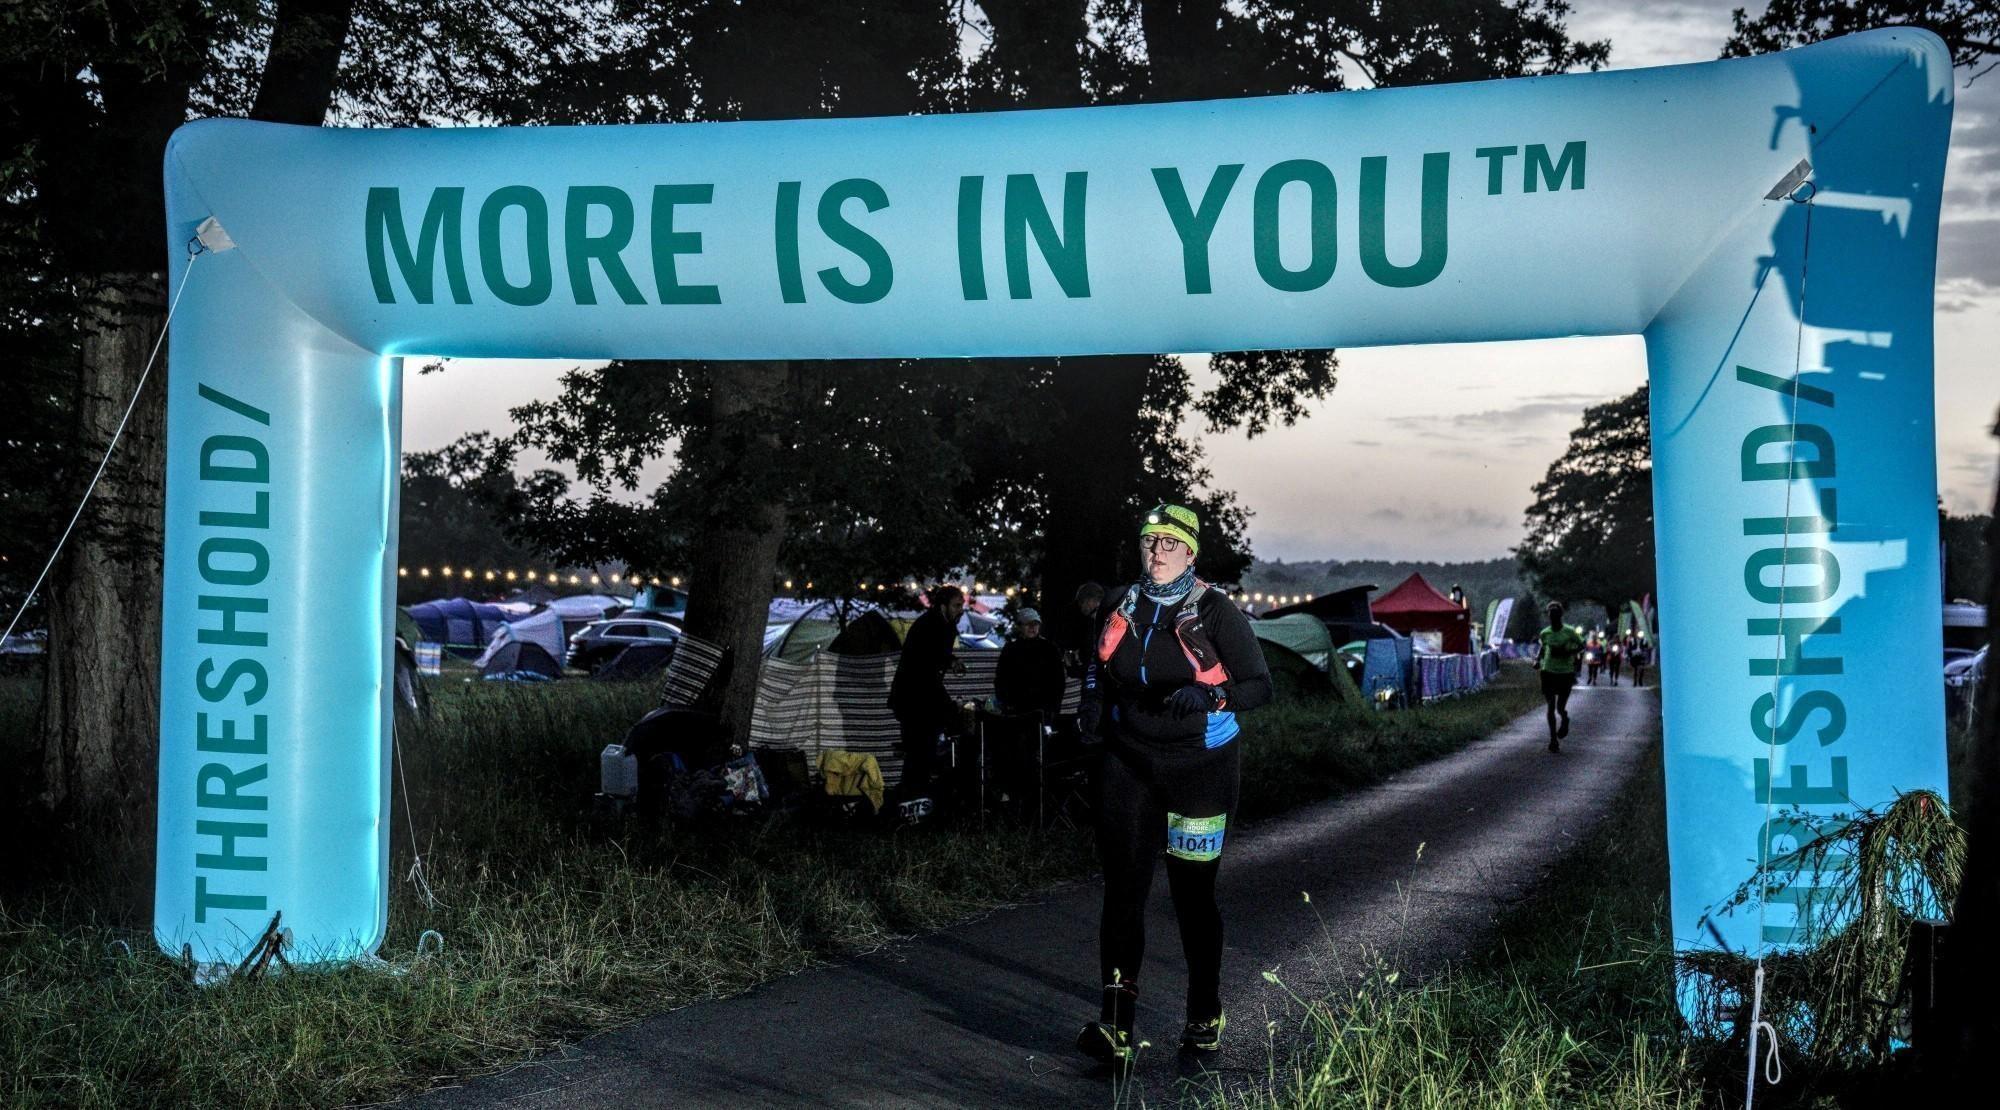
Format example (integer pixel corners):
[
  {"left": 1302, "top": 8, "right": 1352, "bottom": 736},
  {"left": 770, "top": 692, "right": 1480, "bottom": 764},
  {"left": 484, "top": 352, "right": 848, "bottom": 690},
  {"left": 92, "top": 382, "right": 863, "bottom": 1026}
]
[
  {"left": 1944, "top": 602, "right": 1987, "bottom": 654},
  {"left": 1946, "top": 645, "right": 1987, "bottom": 722},
  {"left": 568, "top": 617, "right": 682, "bottom": 671},
  {"left": 1946, "top": 644, "right": 1986, "bottom": 686}
]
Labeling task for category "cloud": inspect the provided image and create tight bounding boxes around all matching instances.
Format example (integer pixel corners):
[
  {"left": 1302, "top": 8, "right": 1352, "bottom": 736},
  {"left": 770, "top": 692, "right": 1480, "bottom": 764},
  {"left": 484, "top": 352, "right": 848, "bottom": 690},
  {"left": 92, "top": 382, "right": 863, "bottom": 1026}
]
[
  {"left": 1936, "top": 277, "right": 2000, "bottom": 313},
  {"left": 1365, "top": 501, "right": 1513, "bottom": 529},
  {"left": 1562, "top": 0, "right": 1738, "bottom": 70},
  {"left": 1951, "top": 103, "right": 2000, "bottom": 178},
  {"left": 1388, "top": 391, "right": 1608, "bottom": 433},
  {"left": 1938, "top": 218, "right": 2000, "bottom": 289}
]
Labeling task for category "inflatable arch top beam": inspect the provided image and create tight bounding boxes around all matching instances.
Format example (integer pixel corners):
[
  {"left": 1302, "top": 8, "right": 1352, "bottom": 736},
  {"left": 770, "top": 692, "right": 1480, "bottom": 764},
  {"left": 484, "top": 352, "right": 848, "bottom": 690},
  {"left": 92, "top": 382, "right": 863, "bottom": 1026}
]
[{"left": 158, "top": 30, "right": 1953, "bottom": 993}]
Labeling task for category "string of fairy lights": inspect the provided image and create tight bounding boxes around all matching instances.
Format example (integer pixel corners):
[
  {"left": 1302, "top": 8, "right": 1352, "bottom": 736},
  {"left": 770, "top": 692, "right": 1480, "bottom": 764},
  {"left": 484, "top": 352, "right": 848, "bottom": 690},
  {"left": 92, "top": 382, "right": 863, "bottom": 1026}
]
[
  {"left": 392, "top": 563, "right": 1320, "bottom": 607},
  {"left": 396, "top": 566, "right": 679, "bottom": 588}
]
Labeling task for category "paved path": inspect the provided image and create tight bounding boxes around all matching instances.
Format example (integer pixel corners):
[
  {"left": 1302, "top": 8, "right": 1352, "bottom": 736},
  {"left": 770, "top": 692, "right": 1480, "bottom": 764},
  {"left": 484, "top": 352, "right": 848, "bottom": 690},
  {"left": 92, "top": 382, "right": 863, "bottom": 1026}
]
[{"left": 419, "top": 683, "right": 1660, "bottom": 1108}]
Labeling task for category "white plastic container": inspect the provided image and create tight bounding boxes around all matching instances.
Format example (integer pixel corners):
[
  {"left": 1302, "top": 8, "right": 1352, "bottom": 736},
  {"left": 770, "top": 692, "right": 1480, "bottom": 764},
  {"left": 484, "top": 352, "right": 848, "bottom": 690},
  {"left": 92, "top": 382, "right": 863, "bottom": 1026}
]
[{"left": 600, "top": 744, "right": 639, "bottom": 799}]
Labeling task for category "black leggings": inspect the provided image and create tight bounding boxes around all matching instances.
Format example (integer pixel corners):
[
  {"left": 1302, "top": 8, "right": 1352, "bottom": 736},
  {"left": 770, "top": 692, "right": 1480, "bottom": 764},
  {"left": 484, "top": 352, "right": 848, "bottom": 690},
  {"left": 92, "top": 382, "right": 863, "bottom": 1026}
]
[{"left": 1095, "top": 738, "right": 1240, "bottom": 1025}]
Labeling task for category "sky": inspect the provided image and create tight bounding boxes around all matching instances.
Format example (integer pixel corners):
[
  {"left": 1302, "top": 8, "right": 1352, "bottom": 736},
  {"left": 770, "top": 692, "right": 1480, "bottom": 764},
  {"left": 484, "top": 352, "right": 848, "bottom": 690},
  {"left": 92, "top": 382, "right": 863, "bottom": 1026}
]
[{"left": 402, "top": 0, "right": 2000, "bottom": 564}]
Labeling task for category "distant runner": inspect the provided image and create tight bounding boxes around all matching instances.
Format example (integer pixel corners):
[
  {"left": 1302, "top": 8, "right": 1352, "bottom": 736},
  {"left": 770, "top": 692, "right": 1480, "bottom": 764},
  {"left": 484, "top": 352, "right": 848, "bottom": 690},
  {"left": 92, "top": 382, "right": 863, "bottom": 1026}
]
[
  {"left": 1076, "top": 503, "right": 1272, "bottom": 1069},
  {"left": 1536, "top": 601, "right": 1584, "bottom": 753}
]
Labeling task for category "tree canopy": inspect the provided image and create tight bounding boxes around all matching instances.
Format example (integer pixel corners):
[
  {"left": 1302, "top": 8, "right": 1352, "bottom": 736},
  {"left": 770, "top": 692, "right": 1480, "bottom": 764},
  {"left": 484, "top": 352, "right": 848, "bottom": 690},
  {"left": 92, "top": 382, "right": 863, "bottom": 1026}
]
[
  {"left": 1516, "top": 385, "right": 1656, "bottom": 613},
  {"left": 465, "top": 0, "right": 1610, "bottom": 620},
  {"left": 1725, "top": 0, "right": 1999, "bottom": 73}
]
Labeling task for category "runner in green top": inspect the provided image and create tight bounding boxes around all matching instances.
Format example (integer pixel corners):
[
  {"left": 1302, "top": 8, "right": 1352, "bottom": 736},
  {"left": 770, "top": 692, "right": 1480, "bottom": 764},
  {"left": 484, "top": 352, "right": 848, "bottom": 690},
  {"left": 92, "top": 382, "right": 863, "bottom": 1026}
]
[{"left": 1536, "top": 602, "right": 1584, "bottom": 753}]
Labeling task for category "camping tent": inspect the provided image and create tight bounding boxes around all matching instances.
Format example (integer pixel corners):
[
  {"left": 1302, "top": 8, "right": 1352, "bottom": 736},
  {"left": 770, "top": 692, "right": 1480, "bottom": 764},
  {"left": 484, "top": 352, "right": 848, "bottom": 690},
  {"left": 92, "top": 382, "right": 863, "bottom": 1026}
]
[
  {"left": 764, "top": 599, "right": 886, "bottom": 661},
  {"left": 624, "top": 584, "right": 688, "bottom": 615},
  {"left": 479, "top": 641, "right": 562, "bottom": 682},
  {"left": 546, "top": 593, "right": 630, "bottom": 623},
  {"left": 394, "top": 607, "right": 423, "bottom": 646},
  {"left": 473, "top": 594, "right": 633, "bottom": 666},
  {"left": 1360, "top": 634, "right": 1414, "bottom": 703},
  {"left": 1256, "top": 638, "right": 1334, "bottom": 702},
  {"left": 502, "top": 583, "right": 558, "bottom": 607},
  {"left": 595, "top": 642, "right": 675, "bottom": 680},
  {"left": 1265, "top": 584, "right": 1399, "bottom": 646},
  {"left": 1370, "top": 573, "right": 1472, "bottom": 655},
  {"left": 477, "top": 606, "right": 566, "bottom": 666},
  {"left": 407, "top": 597, "right": 513, "bottom": 652},
  {"left": 828, "top": 610, "right": 903, "bottom": 655},
  {"left": 1251, "top": 614, "right": 1335, "bottom": 671}
]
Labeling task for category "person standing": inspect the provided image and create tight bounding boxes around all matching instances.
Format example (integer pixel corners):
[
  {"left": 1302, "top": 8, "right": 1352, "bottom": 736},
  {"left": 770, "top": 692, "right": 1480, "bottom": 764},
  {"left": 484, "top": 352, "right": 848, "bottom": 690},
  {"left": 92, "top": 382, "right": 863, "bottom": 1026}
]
[
  {"left": 996, "top": 607, "right": 1066, "bottom": 720},
  {"left": 890, "top": 585, "right": 966, "bottom": 800},
  {"left": 1076, "top": 504, "right": 1273, "bottom": 1068},
  {"left": 1063, "top": 582, "right": 1108, "bottom": 741},
  {"left": 1536, "top": 602, "right": 1584, "bottom": 753}
]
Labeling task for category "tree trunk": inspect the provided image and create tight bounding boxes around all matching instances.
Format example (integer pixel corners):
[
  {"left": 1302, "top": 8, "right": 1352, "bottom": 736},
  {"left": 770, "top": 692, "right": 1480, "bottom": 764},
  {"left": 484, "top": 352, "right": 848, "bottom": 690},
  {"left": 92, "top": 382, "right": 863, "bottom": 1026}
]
[
  {"left": 977, "top": 0, "right": 1089, "bottom": 109},
  {"left": 1137, "top": 0, "right": 1228, "bottom": 101},
  {"left": 30, "top": 0, "right": 351, "bottom": 909},
  {"left": 39, "top": 276, "right": 169, "bottom": 863},
  {"left": 679, "top": 361, "right": 793, "bottom": 744},
  {"left": 977, "top": 0, "right": 1151, "bottom": 640},
  {"left": 252, "top": 0, "right": 358, "bottom": 125},
  {"left": 1039, "top": 356, "right": 1151, "bottom": 643}
]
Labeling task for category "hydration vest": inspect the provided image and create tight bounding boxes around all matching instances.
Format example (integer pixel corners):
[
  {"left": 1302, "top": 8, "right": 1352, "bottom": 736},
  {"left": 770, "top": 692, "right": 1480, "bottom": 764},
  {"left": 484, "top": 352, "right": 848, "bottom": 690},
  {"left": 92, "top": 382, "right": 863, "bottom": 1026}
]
[{"left": 1097, "top": 579, "right": 1230, "bottom": 699}]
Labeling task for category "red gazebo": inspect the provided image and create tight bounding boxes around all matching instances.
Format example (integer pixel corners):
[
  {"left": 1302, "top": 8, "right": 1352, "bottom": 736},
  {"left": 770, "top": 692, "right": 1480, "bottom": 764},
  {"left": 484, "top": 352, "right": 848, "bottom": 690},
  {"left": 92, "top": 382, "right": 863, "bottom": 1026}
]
[{"left": 1371, "top": 572, "right": 1472, "bottom": 654}]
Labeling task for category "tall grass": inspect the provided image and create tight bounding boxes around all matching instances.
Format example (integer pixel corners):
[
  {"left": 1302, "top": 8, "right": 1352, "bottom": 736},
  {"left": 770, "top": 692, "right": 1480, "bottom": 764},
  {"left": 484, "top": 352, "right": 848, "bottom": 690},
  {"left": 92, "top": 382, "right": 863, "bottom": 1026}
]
[
  {"left": 1240, "top": 669, "right": 1540, "bottom": 820},
  {"left": 1682, "top": 788, "right": 1963, "bottom": 1085},
  {"left": 1209, "top": 721, "right": 1713, "bottom": 1109},
  {"left": 1, "top": 663, "right": 1540, "bottom": 1106}
]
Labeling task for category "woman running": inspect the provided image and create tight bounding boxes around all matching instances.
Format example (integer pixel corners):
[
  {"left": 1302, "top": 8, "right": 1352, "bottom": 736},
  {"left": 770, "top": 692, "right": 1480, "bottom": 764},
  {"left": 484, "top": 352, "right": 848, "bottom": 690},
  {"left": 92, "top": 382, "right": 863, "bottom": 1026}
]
[{"left": 1076, "top": 504, "right": 1272, "bottom": 1069}]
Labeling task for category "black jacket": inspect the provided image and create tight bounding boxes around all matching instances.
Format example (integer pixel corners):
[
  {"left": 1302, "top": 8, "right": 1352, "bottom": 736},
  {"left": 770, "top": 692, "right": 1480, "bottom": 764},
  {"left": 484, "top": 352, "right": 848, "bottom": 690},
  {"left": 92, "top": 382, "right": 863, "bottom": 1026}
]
[
  {"left": 889, "top": 607, "right": 958, "bottom": 727},
  {"left": 1099, "top": 584, "right": 1272, "bottom": 748},
  {"left": 996, "top": 635, "right": 1066, "bottom": 718}
]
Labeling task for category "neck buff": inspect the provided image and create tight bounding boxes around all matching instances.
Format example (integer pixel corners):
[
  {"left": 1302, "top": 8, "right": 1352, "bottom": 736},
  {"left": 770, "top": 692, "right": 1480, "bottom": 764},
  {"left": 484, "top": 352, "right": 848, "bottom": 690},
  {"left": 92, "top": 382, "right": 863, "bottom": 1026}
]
[{"left": 1140, "top": 565, "right": 1196, "bottom": 605}]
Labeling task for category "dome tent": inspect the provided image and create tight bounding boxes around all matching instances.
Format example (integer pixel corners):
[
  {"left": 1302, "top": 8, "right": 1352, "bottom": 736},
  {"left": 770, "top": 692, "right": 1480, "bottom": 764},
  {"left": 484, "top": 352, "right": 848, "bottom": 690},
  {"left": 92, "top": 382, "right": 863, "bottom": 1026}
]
[
  {"left": 477, "top": 606, "right": 567, "bottom": 666},
  {"left": 479, "top": 640, "right": 562, "bottom": 682},
  {"left": 1251, "top": 614, "right": 1335, "bottom": 671},
  {"left": 763, "top": 599, "right": 918, "bottom": 661},
  {"left": 474, "top": 594, "right": 635, "bottom": 668},
  {"left": 594, "top": 642, "right": 675, "bottom": 681}
]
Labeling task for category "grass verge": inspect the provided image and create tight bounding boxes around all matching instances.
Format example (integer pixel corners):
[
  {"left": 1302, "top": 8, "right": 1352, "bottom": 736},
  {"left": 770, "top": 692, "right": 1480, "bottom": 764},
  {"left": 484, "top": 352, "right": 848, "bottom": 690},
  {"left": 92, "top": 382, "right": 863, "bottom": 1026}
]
[
  {"left": 2, "top": 662, "right": 1539, "bottom": 1107},
  {"left": 1212, "top": 712, "right": 1715, "bottom": 1108}
]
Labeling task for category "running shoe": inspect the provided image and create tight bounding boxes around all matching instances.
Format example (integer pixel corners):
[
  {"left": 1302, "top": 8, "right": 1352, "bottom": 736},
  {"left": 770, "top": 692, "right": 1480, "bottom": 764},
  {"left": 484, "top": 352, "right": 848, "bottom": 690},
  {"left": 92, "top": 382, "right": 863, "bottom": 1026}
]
[
  {"left": 1076, "top": 1021, "right": 1135, "bottom": 1068},
  {"left": 1557, "top": 714, "right": 1570, "bottom": 739},
  {"left": 1548, "top": 737, "right": 1561, "bottom": 753},
  {"left": 1181, "top": 1011, "right": 1225, "bottom": 1053}
]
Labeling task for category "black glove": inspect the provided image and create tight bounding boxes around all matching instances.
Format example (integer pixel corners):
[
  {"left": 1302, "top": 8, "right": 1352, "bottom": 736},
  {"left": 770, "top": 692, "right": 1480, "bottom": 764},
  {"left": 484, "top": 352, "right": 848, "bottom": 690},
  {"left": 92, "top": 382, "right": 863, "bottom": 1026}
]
[{"left": 1167, "top": 683, "right": 1219, "bottom": 719}]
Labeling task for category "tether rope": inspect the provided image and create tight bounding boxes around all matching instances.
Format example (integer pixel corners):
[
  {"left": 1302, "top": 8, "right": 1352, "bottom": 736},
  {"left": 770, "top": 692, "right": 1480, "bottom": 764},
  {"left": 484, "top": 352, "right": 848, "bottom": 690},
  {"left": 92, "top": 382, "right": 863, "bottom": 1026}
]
[
  {"left": 0, "top": 246, "right": 204, "bottom": 652},
  {"left": 1746, "top": 178, "right": 1817, "bottom": 1109}
]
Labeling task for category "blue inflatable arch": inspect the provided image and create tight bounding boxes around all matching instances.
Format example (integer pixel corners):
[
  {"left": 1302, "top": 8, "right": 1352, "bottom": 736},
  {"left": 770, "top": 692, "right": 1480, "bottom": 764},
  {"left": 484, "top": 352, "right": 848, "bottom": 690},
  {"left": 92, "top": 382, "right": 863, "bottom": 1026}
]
[{"left": 158, "top": 30, "right": 1954, "bottom": 989}]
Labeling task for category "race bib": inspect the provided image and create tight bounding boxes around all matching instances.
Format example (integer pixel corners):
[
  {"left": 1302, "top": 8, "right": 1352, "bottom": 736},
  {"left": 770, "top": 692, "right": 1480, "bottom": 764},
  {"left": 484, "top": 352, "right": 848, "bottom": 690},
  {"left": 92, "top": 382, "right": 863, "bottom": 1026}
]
[{"left": 1167, "top": 812, "right": 1227, "bottom": 862}]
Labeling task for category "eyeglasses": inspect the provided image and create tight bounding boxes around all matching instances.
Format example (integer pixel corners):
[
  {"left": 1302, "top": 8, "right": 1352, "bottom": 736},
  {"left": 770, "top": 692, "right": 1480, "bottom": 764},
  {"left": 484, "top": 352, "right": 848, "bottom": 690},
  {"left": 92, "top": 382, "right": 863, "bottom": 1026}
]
[{"left": 1140, "top": 534, "right": 1186, "bottom": 554}]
